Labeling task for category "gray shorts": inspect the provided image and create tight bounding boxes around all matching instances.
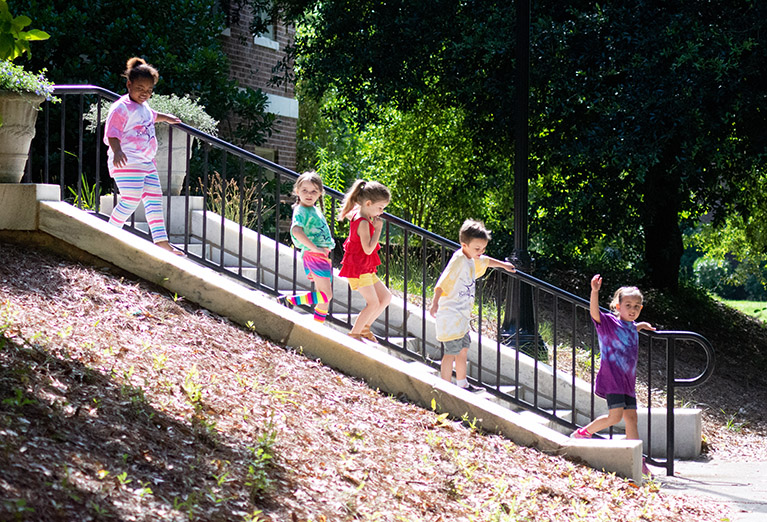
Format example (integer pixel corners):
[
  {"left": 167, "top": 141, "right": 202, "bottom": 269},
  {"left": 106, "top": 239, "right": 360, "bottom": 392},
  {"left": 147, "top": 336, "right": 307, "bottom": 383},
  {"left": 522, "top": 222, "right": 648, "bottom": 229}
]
[{"left": 442, "top": 332, "right": 471, "bottom": 356}]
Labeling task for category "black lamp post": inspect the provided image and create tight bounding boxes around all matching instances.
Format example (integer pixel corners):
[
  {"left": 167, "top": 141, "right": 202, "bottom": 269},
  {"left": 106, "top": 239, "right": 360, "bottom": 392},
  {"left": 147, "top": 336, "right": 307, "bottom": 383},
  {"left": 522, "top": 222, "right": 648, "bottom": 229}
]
[{"left": 501, "top": 0, "right": 543, "bottom": 358}]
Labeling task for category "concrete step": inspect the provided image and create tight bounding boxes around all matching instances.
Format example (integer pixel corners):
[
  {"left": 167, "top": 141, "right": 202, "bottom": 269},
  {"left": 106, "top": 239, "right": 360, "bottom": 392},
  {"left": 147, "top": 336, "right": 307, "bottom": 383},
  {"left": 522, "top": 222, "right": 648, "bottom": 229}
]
[
  {"left": 473, "top": 385, "right": 520, "bottom": 408},
  {"left": 387, "top": 336, "right": 422, "bottom": 354},
  {"left": 516, "top": 408, "right": 574, "bottom": 433},
  {"left": 224, "top": 266, "right": 260, "bottom": 280},
  {"left": 407, "top": 360, "right": 439, "bottom": 377}
]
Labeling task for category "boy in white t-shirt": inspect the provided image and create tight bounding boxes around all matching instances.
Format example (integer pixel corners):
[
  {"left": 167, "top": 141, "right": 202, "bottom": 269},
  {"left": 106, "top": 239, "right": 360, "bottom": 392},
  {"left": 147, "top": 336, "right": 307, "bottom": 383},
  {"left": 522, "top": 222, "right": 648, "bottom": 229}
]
[{"left": 429, "top": 220, "right": 516, "bottom": 390}]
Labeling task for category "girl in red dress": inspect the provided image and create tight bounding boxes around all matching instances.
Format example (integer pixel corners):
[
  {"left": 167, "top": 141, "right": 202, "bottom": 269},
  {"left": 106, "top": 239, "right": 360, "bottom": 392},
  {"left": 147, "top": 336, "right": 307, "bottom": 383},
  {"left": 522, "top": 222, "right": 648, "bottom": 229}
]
[{"left": 338, "top": 180, "right": 392, "bottom": 342}]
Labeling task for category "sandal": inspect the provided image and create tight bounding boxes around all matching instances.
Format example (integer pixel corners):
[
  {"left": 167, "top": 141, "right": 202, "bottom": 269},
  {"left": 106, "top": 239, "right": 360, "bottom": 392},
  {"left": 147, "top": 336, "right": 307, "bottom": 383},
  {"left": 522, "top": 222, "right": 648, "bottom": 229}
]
[{"left": 360, "top": 325, "right": 378, "bottom": 343}]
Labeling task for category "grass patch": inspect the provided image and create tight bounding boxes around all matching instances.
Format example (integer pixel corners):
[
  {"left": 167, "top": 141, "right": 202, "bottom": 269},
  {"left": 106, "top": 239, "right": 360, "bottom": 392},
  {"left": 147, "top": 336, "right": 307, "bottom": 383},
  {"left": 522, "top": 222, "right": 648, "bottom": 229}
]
[{"left": 715, "top": 298, "right": 767, "bottom": 323}]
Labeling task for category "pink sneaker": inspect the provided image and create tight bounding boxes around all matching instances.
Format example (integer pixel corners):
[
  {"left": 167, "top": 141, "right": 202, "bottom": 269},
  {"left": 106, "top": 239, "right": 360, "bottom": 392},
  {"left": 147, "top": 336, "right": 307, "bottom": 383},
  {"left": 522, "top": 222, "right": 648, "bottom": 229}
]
[
  {"left": 642, "top": 458, "right": 652, "bottom": 476},
  {"left": 570, "top": 427, "right": 592, "bottom": 439}
]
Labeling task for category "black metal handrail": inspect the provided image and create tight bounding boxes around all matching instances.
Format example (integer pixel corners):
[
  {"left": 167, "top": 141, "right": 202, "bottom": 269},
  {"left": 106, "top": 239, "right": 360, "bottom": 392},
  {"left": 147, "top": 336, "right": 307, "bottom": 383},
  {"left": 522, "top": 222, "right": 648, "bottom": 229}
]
[{"left": 28, "top": 85, "right": 716, "bottom": 478}]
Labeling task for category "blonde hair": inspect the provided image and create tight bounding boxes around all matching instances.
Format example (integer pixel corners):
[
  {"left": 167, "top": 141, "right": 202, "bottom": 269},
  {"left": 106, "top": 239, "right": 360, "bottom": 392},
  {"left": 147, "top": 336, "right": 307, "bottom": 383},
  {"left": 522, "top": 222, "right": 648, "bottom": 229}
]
[
  {"left": 123, "top": 57, "right": 159, "bottom": 84},
  {"left": 293, "top": 171, "right": 325, "bottom": 211},
  {"left": 337, "top": 179, "right": 391, "bottom": 221},
  {"left": 609, "top": 286, "right": 644, "bottom": 313}
]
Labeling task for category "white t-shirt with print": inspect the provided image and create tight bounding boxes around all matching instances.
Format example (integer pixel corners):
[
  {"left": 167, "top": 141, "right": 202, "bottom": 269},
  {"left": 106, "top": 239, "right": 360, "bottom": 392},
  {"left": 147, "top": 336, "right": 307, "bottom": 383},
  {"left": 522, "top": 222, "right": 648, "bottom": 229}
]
[{"left": 434, "top": 249, "right": 490, "bottom": 342}]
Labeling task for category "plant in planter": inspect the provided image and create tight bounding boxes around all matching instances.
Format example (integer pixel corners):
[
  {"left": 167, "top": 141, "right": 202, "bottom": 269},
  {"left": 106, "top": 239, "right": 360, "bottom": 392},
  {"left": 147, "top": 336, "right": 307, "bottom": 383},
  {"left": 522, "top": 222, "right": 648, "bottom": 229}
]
[
  {"left": 86, "top": 93, "right": 218, "bottom": 195},
  {"left": 0, "top": 0, "right": 57, "bottom": 183}
]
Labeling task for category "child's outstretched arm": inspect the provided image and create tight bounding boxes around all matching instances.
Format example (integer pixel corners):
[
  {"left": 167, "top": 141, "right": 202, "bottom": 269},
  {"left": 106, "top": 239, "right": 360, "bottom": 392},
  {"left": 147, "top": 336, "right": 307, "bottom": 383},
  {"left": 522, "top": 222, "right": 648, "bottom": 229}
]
[
  {"left": 487, "top": 257, "right": 516, "bottom": 273},
  {"left": 156, "top": 112, "right": 181, "bottom": 124},
  {"left": 590, "top": 274, "right": 602, "bottom": 324},
  {"left": 636, "top": 321, "right": 656, "bottom": 332}
]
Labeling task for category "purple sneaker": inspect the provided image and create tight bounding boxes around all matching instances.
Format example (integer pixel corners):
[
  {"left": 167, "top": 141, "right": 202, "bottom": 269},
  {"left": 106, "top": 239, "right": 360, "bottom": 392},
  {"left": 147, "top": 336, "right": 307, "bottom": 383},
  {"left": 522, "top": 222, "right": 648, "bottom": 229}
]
[{"left": 570, "top": 427, "right": 592, "bottom": 439}]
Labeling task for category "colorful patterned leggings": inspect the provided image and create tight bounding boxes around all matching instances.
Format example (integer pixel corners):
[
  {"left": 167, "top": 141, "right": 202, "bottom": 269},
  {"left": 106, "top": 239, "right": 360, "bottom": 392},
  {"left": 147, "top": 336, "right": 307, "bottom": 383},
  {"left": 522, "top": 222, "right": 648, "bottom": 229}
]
[{"left": 108, "top": 162, "right": 169, "bottom": 243}]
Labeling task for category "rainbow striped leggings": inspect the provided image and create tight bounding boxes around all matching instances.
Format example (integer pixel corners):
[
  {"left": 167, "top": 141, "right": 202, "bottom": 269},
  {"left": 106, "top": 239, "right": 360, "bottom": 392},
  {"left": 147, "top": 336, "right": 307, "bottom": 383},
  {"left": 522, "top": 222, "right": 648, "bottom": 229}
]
[{"left": 108, "top": 162, "right": 169, "bottom": 243}]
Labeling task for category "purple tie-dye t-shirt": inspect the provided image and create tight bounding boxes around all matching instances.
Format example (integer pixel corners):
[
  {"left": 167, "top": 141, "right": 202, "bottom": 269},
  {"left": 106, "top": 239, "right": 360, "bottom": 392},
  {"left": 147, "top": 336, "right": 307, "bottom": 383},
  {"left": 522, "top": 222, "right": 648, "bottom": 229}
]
[{"left": 593, "top": 310, "right": 639, "bottom": 398}]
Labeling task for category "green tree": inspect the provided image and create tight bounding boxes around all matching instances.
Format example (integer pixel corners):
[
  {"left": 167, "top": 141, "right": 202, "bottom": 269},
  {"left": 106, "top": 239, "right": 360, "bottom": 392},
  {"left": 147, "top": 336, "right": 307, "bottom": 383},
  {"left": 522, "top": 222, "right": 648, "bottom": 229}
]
[
  {"left": 278, "top": 0, "right": 767, "bottom": 289},
  {"left": 531, "top": 1, "right": 767, "bottom": 288},
  {"left": 299, "top": 85, "right": 512, "bottom": 247},
  {"left": 357, "top": 98, "right": 484, "bottom": 236}
]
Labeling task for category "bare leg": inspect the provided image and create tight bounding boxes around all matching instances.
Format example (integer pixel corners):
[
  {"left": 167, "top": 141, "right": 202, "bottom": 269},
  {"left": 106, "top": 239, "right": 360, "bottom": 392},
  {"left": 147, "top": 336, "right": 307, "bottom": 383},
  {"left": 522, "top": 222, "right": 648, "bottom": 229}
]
[
  {"left": 623, "top": 409, "right": 639, "bottom": 440},
  {"left": 454, "top": 348, "right": 469, "bottom": 382},
  {"left": 351, "top": 284, "right": 382, "bottom": 334},
  {"left": 441, "top": 354, "right": 456, "bottom": 382},
  {"left": 314, "top": 277, "right": 333, "bottom": 304},
  {"left": 582, "top": 407, "right": 625, "bottom": 435},
  {"left": 367, "top": 281, "right": 391, "bottom": 325}
]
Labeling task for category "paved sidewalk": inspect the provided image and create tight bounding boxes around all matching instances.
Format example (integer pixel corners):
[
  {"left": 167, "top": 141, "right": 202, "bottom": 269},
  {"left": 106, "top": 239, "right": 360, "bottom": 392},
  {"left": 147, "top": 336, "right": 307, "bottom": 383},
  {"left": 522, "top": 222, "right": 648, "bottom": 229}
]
[{"left": 656, "top": 459, "right": 767, "bottom": 521}]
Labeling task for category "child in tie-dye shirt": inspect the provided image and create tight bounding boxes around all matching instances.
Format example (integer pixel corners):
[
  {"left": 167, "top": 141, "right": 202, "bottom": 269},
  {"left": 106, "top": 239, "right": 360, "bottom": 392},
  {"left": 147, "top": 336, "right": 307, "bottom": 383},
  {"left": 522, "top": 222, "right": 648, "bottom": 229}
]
[
  {"left": 570, "top": 275, "right": 656, "bottom": 476},
  {"left": 104, "top": 56, "right": 183, "bottom": 256},
  {"left": 429, "top": 220, "right": 515, "bottom": 390},
  {"left": 277, "top": 171, "right": 336, "bottom": 323}
]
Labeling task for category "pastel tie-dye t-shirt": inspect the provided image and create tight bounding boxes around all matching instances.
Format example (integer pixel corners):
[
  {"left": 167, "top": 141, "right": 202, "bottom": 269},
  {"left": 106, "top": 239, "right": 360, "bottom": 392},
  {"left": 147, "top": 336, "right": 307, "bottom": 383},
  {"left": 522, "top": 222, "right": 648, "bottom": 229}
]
[
  {"left": 593, "top": 310, "right": 639, "bottom": 398},
  {"left": 103, "top": 94, "right": 158, "bottom": 167},
  {"left": 290, "top": 205, "right": 335, "bottom": 252},
  {"left": 434, "top": 249, "right": 490, "bottom": 342}
]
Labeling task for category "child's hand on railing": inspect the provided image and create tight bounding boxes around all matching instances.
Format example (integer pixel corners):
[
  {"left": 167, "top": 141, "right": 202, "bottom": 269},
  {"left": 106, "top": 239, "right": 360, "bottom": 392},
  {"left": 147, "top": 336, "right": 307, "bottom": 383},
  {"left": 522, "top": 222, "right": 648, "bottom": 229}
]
[
  {"left": 637, "top": 321, "right": 655, "bottom": 332},
  {"left": 501, "top": 261, "right": 516, "bottom": 273}
]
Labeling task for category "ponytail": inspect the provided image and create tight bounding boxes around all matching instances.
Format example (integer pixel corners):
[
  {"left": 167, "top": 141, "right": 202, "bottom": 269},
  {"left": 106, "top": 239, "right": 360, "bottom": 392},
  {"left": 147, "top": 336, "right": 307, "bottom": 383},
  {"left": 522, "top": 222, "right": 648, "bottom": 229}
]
[
  {"left": 123, "top": 56, "right": 159, "bottom": 84},
  {"left": 337, "top": 179, "right": 390, "bottom": 221}
]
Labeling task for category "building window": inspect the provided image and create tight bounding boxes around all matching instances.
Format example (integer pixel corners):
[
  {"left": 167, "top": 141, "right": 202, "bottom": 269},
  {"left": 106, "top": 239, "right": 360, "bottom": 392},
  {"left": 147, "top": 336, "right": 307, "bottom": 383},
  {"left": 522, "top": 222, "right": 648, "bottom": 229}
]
[
  {"left": 253, "top": 147, "right": 277, "bottom": 164},
  {"left": 253, "top": 2, "right": 280, "bottom": 50}
]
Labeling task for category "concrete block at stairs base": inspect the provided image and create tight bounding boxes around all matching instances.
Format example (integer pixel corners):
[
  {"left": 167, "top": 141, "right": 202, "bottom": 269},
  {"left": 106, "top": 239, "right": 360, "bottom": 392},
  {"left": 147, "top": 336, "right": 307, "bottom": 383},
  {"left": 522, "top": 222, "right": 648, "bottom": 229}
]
[
  {"left": 638, "top": 407, "right": 702, "bottom": 459},
  {"left": 562, "top": 438, "right": 644, "bottom": 482},
  {"left": 0, "top": 184, "right": 59, "bottom": 230}
]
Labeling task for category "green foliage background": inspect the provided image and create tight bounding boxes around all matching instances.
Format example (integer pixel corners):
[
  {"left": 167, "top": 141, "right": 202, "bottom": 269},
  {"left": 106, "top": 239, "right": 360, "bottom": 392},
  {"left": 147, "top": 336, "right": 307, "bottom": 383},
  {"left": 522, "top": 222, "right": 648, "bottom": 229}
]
[{"left": 284, "top": 0, "right": 767, "bottom": 290}]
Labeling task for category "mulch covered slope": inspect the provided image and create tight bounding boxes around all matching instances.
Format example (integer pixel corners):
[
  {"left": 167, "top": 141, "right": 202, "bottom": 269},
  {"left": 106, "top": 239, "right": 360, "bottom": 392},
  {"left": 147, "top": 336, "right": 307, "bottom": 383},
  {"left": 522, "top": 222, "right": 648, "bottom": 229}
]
[{"left": 0, "top": 242, "right": 727, "bottom": 521}]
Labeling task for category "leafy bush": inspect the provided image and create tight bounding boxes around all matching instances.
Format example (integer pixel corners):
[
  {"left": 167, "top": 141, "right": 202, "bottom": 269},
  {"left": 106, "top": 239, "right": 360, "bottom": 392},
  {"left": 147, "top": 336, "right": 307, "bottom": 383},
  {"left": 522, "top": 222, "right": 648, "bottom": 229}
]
[
  {"left": 0, "top": 0, "right": 49, "bottom": 61},
  {"left": 692, "top": 256, "right": 767, "bottom": 300},
  {"left": 693, "top": 257, "right": 730, "bottom": 295}
]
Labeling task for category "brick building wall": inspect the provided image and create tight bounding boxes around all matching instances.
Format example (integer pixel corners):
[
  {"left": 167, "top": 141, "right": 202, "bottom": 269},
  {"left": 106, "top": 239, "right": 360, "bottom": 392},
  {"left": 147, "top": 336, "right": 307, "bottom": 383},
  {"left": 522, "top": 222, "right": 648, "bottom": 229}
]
[{"left": 220, "top": 7, "right": 297, "bottom": 171}]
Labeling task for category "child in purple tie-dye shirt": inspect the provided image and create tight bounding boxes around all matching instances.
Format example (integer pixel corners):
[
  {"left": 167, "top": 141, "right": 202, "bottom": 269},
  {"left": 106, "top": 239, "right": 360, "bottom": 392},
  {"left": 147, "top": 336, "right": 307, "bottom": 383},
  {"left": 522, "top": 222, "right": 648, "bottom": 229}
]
[
  {"left": 104, "top": 57, "right": 183, "bottom": 256},
  {"left": 571, "top": 274, "right": 655, "bottom": 476}
]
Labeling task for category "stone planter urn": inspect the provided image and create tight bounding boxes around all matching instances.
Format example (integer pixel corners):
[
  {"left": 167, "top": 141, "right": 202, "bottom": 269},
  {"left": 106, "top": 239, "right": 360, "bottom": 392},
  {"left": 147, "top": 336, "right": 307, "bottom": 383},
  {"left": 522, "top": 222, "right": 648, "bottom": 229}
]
[
  {"left": 154, "top": 124, "right": 193, "bottom": 196},
  {"left": 0, "top": 91, "right": 45, "bottom": 183}
]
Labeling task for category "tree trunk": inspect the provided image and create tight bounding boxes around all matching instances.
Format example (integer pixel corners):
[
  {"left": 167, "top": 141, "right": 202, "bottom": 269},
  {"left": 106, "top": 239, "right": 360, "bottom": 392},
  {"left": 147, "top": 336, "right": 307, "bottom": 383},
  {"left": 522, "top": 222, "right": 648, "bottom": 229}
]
[{"left": 642, "top": 164, "right": 683, "bottom": 291}]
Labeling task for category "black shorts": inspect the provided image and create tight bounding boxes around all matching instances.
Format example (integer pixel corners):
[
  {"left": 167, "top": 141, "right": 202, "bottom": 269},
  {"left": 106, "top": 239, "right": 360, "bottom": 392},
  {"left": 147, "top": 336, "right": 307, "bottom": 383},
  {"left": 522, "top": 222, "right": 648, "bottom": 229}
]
[{"left": 605, "top": 393, "right": 637, "bottom": 410}]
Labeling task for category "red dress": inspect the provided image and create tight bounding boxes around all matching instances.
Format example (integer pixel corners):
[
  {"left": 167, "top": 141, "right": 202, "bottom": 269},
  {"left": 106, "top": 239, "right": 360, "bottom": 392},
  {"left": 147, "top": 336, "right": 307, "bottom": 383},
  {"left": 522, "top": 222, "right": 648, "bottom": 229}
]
[{"left": 338, "top": 209, "right": 381, "bottom": 278}]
